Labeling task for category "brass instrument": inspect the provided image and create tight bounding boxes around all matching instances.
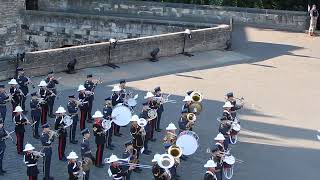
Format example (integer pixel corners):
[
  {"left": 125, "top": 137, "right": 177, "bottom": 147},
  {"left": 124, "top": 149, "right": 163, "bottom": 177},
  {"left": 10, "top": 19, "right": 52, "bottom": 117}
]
[
  {"left": 190, "top": 91, "right": 203, "bottom": 102},
  {"left": 168, "top": 145, "right": 183, "bottom": 158},
  {"left": 186, "top": 113, "right": 196, "bottom": 122},
  {"left": 188, "top": 102, "right": 203, "bottom": 115},
  {"left": 48, "top": 130, "right": 59, "bottom": 139},
  {"left": 153, "top": 94, "right": 177, "bottom": 104},
  {"left": 163, "top": 132, "right": 177, "bottom": 144},
  {"left": 32, "top": 151, "right": 45, "bottom": 158}
]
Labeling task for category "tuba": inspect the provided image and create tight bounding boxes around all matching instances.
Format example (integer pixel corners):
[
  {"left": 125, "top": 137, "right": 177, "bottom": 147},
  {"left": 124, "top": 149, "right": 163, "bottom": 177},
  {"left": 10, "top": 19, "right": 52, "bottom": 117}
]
[
  {"left": 186, "top": 113, "right": 196, "bottom": 122},
  {"left": 168, "top": 145, "right": 183, "bottom": 158},
  {"left": 190, "top": 91, "right": 203, "bottom": 102},
  {"left": 188, "top": 102, "right": 203, "bottom": 115},
  {"left": 157, "top": 154, "right": 175, "bottom": 169},
  {"left": 81, "top": 157, "right": 93, "bottom": 172}
]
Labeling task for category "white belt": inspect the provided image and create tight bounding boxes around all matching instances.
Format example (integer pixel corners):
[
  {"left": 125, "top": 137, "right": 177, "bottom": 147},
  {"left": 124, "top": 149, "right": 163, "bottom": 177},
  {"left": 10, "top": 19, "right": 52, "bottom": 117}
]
[
  {"left": 113, "top": 177, "right": 123, "bottom": 180},
  {"left": 27, "top": 164, "right": 37, "bottom": 167}
]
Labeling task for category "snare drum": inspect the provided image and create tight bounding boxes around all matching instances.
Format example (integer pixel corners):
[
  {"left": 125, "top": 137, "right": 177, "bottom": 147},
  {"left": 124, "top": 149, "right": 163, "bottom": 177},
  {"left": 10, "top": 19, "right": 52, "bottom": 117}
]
[
  {"left": 63, "top": 115, "right": 73, "bottom": 128},
  {"left": 112, "top": 104, "right": 132, "bottom": 126},
  {"left": 223, "top": 155, "right": 235, "bottom": 179},
  {"left": 176, "top": 130, "right": 199, "bottom": 155},
  {"left": 102, "top": 119, "right": 112, "bottom": 131},
  {"left": 230, "top": 122, "right": 241, "bottom": 136}
]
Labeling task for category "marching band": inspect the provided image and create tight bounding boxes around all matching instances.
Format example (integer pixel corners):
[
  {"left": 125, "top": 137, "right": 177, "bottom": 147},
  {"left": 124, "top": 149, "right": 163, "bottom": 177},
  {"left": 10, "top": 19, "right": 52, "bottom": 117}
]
[{"left": 0, "top": 69, "right": 245, "bottom": 180}]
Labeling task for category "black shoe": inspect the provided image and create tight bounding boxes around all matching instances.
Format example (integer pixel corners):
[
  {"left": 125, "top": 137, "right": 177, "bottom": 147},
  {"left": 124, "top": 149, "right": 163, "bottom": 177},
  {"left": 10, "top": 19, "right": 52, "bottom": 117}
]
[
  {"left": 110, "top": 144, "right": 115, "bottom": 148},
  {"left": 114, "top": 133, "right": 122, "bottom": 137},
  {"left": 107, "top": 146, "right": 114, "bottom": 150},
  {"left": 150, "top": 138, "right": 157, "bottom": 142},
  {"left": 156, "top": 128, "right": 162, "bottom": 132},
  {"left": 61, "top": 156, "right": 67, "bottom": 162},
  {"left": 23, "top": 110, "right": 28, "bottom": 114},
  {"left": 49, "top": 114, "right": 55, "bottom": 118},
  {"left": 0, "top": 170, "right": 6, "bottom": 173},
  {"left": 143, "top": 150, "right": 151, "bottom": 155}
]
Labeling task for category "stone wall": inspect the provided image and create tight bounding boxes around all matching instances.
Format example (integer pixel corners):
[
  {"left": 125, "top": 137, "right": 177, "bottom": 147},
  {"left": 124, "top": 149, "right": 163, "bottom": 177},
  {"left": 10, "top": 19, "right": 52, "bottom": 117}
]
[
  {"left": 8, "top": 25, "right": 229, "bottom": 80},
  {"left": 21, "top": 10, "right": 211, "bottom": 52},
  {"left": 0, "top": 0, "right": 25, "bottom": 59},
  {"left": 38, "top": 0, "right": 308, "bottom": 31}
]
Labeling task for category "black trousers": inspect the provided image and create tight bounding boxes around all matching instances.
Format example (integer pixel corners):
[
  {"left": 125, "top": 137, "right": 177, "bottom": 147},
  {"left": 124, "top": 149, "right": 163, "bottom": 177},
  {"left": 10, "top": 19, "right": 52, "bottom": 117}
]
[
  {"left": 84, "top": 170, "right": 90, "bottom": 180},
  {"left": 21, "top": 96, "right": 27, "bottom": 112},
  {"left": 105, "top": 128, "right": 113, "bottom": 147},
  {"left": 156, "top": 111, "right": 163, "bottom": 130},
  {"left": 31, "top": 114, "right": 40, "bottom": 137},
  {"left": 47, "top": 96, "right": 55, "bottom": 116},
  {"left": 58, "top": 135, "right": 66, "bottom": 160},
  {"left": 80, "top": 109, "right": 88, "bottom": 130},
  {"left": 43, "top": 148, "right": 52, "bottom": 180},
  {"left": 95, "top": 144, "right": 104, "bottom": 166},
  {"left": 69, "top": 115, "right": 78, "bottom": 142},
  {"left": 87, "top": 97, "right": 94, "bottom": 121},
  {"left": 15, "top": 131, "right": 24, "bottom": 154},
  {"left": 41, "top": 104, "right": 48, "bottom": 125}
]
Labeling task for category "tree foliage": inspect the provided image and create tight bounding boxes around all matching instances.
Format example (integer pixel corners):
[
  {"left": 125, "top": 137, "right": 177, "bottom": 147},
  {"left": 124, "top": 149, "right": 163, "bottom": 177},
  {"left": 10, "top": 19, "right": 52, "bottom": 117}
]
[{"left": 141, "top": 0, "right": 318, "bottom": 11}]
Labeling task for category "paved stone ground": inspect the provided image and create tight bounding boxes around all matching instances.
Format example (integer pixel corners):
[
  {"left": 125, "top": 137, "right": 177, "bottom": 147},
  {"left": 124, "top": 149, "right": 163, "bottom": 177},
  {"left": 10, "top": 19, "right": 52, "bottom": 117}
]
[{"left": 1, "top": 26, "right": 320, "bottom": 180}]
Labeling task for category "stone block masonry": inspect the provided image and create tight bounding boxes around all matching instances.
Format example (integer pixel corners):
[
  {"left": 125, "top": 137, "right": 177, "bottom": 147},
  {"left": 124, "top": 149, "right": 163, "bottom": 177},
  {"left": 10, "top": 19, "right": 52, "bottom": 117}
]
[
  {"left": 38, "top": 0, "right": 308, "bottom": 32},
  {"left": 19, "top": 25, "right": 231, "bottom": 79},
  {"left": 21, "top": 10, "right": 212, "bottom": 52}
]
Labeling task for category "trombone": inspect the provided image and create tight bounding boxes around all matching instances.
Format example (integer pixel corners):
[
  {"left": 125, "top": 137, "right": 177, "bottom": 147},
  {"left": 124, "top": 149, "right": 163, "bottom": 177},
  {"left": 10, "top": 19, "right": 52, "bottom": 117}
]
[{"left": 153, "top": 94, "right": 177, "bottom": 104}]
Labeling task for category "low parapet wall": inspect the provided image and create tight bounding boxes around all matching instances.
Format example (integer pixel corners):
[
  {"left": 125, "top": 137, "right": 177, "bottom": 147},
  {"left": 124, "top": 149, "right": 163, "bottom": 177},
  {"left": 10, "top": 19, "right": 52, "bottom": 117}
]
[
  {"left": 38, "top": 0, "right": 308, "bottom": 31},
  {"left": 4, "top": 25, "right": 230, "bottom": 80}
]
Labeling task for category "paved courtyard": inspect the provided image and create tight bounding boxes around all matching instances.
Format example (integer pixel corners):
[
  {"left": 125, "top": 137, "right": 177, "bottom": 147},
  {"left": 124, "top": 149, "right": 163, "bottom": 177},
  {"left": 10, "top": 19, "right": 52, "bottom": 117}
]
[{"left": 1, "top": 26, "right": 320, "bottom": 180}]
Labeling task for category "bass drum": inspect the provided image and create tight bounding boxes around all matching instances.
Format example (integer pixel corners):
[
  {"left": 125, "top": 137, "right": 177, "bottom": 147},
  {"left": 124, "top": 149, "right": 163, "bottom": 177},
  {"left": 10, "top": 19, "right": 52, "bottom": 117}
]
[
  {"left": 223, "top": 155, "right": 235, "bottom": 180},
  {"left": 176, "top": 130, "right": 199, "bottom": 155},
  {"left": 112, "top": 104, "right": 132, "bottom": 126}
]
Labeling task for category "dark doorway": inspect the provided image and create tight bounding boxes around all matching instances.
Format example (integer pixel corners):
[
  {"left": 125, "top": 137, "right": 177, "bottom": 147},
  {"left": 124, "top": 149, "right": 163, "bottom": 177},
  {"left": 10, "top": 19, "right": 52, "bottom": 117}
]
[{"left": 26, "top": 0, "right": 38, "bottom": 10}]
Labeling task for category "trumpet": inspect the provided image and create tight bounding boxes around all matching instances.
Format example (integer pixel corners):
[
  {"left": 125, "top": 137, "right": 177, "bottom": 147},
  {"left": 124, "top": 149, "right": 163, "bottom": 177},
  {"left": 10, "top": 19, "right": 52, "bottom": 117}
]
[
  {"left": 32, "top": 151, "right": 45, "bottom": 158},
  {"left": 153, "top": 94, "right": 177, "bottom": 104}
]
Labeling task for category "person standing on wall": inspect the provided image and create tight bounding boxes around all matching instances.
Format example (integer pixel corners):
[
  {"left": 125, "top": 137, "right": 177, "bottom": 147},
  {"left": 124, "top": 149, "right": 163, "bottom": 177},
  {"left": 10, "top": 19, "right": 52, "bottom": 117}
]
[{"left": 309, "top": 4, "right": 319, "bottom": 36}]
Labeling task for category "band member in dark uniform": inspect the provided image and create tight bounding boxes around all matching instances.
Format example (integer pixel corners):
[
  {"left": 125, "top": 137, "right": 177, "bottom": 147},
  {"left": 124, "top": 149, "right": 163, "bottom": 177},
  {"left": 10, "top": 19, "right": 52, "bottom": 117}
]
[
  {"left": 178, "top": 108, "right": 194, "bottom": 132},
  {"left": 78, "top": 85, "right": 89, "bottom": 130},
  {"left": 0, "top": 85, "right": 9, "bottom": 124},
  {"left": 119, "top": 79, "right": 127, "bottom": 99},
  {"left": 107, "top": 154, "right": 133, "bottom": 180},
  {"left": 203, "top": 160, "right": 217, "bottom": 180},
  {"left": 152, "top": 154, "right": 171, "bottom": 180},
  {"left": 103, "top": 97, "right": 114, "bottom": 150},
  {"left": 67, "top": 151, "right": 81, "bottom": 180},
  {"left": 111, "top": 85, "right": 123, "bottom": 136},
  {"left": 226, "top": 92, "right": 243, "bottom": 119},
  {"left": 16, "top": 67, "right": 30, "bottom": 113},
  {"left": 40, "top": 123, "right": 54, "bottom": 180},
  {"left": 122, "top": 141, "right": 140, "bottom": 178},
  {"left": 0, "top": 120, "right": 7, "bottom": 175},
  {"left": 130, "top": 115, "right": 144, "bottom": 160},
  {"left": 92, "top": 111, "right": 106, "bottom": 168},
  {"left": 9, "top": 79, "right": 22, "bottom": 118},
  {"left": 45, "top": 71, "right": 59, "bottom": 118},
  {"left": 144, "top": 92, "right": 158, "bottom": 141},
  {"left": 38, "top": 80, "right": 52, "bottom": 125},
  {"left": 154, "top": 87, "right": 164, "bottom": 132},
  {"left": 84, "top": 74, "right": 97, "bottom": 123},
  {"left": 81, "top": 128, "right": 94, "bottom": 180},
  {"left": 23, "top": 143, "right": 40, "bottom": 180},
  {"left": 210, "top": 133, "right": 226, "bottom": 180},
  {"left": 139, "top": 103, "right": 151, "bottom": 155},
  {"left": 163, "top": 123, "right": 177, "bottom": 150},
  {"left": 54, "top": 106, "right": 67, "bottom": 161},
  {"left": 67, "top": 95, "right": 79, "bottom": 144},
  {"left": 220, "top": 101, "right": 234, "bottom": 121},
  {"left": 182, "top": 95, "right": 193, "bottom": 112},
  {"left": 30, "top": 92, "right": 41, "bottom": 138},
  {"left": 13, "top": 106, "right": 29, "bottom": 154}
]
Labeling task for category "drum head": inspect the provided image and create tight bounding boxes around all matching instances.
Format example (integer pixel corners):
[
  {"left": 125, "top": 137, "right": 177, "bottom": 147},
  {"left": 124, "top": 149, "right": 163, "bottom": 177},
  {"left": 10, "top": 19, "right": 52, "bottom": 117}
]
[
  {"left": 112, "top": 105, "right": 132, "bottom": 126},
  {"left": 127, "top": 98, "right": 137, "bottom": 107},
  {"left": 223, "top": 155, "right": 235, "bottom": 165},
  {"left": 176, "top": 131, "right": 199, "bottom": 155},
  {"left": 232, "top": 123, "right": 241, "bottom": 131}
]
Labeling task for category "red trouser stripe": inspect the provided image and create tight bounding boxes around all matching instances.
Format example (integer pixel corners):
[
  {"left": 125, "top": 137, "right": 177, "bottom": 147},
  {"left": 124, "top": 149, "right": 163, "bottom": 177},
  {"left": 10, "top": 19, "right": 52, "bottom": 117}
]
[{"left": 96, "top": 145, "right": 101, "bottom": 165}]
